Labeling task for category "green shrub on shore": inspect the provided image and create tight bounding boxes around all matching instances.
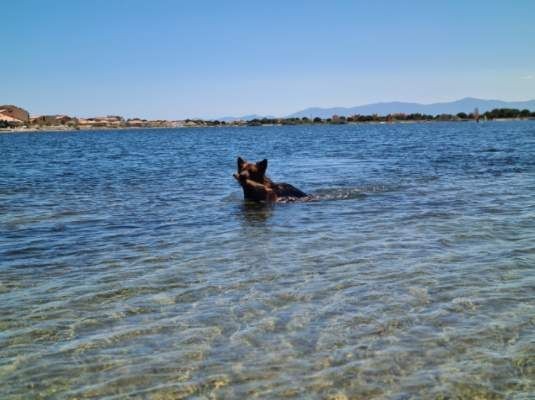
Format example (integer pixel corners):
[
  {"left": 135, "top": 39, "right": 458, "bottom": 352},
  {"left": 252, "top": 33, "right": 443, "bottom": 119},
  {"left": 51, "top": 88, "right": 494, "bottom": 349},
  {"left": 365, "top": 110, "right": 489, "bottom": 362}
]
[
  {"left": 0, "top": 120, "right": 18, "bottom": 129},
  {"left": 236, "top": 108, "right": 535, "bottom": 127}
]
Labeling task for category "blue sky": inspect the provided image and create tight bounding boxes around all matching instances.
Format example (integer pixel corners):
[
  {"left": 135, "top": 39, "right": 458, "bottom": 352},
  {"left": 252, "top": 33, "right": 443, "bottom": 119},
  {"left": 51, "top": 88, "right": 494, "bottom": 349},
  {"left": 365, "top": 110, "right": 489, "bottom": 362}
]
[{"left": 2, "top": 0, "right": 534, "bottom": 119}]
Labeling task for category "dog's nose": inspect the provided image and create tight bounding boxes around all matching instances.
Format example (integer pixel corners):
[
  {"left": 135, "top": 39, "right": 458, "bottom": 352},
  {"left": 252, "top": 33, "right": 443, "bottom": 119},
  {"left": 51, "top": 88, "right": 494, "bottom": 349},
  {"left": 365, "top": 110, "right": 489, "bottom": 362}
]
[{"left": 234, "top": 171, "right": 249, "bottom": 181}]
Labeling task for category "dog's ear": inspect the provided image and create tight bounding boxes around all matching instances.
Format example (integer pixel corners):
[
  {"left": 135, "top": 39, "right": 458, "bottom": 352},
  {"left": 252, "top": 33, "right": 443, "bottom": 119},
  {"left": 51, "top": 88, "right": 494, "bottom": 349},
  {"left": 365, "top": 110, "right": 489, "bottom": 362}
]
[
  {"left": 256, "top": 159, "right": 268, "bottom": 174},
  {"left": 237, "top": 157, "right": 246, "bottom": 170}
]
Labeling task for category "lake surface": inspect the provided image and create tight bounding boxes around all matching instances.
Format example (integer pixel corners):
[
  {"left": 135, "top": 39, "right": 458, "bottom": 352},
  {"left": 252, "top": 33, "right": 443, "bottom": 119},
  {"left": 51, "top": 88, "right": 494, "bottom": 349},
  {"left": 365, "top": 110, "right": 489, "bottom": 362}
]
[{"left": 1, "top": 122, "right": 534, "bottom": 399}]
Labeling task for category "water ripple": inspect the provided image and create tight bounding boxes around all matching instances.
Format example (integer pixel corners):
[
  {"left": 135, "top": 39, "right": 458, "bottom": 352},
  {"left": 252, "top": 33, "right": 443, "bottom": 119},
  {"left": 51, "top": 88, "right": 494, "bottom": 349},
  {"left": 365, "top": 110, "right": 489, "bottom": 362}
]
[{"left": 1, "top": 122, "right": 535, "bottom": 398}]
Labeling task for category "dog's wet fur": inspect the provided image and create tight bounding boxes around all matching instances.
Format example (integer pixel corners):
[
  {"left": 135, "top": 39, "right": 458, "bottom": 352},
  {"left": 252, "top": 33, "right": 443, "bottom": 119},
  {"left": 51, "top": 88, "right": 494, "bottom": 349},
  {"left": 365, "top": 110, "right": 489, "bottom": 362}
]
[{"left": 233, "top": 157, "right": 308, "bottom": 202}]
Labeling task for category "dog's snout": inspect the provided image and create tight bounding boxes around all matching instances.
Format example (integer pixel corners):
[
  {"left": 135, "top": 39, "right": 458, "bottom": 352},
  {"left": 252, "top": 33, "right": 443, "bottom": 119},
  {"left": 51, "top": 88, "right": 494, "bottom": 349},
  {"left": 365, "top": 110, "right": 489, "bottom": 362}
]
[{"left": 234, "top": 171, "right": 250, "bottom": 182}]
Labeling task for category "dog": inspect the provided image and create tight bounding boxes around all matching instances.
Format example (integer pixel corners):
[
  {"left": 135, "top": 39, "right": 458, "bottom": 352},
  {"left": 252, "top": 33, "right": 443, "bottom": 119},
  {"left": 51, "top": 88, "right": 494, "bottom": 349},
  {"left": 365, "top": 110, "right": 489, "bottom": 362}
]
[{"left": 233, "top": 157, "right": 308, "bottom": 202}]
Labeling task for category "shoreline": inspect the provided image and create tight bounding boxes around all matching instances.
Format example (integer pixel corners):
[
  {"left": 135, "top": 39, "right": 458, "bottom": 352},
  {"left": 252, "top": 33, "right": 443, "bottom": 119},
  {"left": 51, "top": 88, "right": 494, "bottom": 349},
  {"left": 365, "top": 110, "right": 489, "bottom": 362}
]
[
  {"left": 1, "top": 117, "right": 534, "bottom": 134},
  {"left": 0, "top": 125, "right": 185, "bottom": 134}
]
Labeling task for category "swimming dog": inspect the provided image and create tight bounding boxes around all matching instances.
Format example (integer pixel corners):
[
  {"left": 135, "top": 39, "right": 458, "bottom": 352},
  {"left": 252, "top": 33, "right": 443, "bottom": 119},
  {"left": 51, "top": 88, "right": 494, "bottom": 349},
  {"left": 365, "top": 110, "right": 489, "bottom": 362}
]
[{"left": 233, "top": 157, "right": 308, "bottom": 202}]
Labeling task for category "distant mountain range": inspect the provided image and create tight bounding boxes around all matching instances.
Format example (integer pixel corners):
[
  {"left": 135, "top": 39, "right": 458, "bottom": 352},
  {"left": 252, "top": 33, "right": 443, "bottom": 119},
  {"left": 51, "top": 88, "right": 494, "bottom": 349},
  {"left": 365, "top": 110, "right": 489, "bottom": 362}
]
[
  {"left": 288, "top": 98, "right": 535, "bottom": 119},
  {"left": 219, "top": 98, "right": 535, "bottom": 120},
  {"left": 218, "top": 114, "right": 275, "bottom": 122}
]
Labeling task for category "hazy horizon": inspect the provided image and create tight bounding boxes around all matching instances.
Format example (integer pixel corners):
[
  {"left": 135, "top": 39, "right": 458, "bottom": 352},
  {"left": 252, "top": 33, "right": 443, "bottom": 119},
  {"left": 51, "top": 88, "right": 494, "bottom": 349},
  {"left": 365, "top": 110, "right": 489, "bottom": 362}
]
[{"left": 2, "top": 0, "right": 535, "bottom": 119}]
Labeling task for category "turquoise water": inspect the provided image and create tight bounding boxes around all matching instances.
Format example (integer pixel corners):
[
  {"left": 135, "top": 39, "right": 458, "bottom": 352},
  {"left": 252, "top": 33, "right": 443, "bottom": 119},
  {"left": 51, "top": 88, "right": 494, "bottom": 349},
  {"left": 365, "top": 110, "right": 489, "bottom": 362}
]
[{"left": 1, "top": 122, "right": 534, "bottom": 399}]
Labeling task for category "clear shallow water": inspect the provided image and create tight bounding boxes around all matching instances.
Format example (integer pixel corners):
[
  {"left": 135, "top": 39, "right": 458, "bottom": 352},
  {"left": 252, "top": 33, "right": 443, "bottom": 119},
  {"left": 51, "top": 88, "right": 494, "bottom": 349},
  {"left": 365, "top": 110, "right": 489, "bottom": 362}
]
[{"left": 1, "top": 122, "right": 534, "bottom": 399}]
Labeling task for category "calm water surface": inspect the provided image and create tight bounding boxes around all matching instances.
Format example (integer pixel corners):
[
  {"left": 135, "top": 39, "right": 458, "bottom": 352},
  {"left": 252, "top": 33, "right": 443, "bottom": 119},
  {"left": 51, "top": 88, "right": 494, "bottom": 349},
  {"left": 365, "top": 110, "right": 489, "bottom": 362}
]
[{"left": 1, "top": 122, "right": 534, "bottom": 399}]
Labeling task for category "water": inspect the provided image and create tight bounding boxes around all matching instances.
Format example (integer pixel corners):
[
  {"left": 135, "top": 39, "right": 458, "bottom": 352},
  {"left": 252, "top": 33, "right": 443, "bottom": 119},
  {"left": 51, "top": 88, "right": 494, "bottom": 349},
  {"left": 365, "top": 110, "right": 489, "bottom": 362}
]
[{"left": 1, "top": 122, "right": 534, "bottom": 399}]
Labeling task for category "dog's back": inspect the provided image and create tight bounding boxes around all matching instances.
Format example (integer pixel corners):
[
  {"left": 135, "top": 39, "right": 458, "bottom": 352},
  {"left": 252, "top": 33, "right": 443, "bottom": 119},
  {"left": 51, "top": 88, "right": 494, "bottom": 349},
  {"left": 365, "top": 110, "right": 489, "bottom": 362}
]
[{"left": 271, "top": 182, "right": 307, "bottom": 199}]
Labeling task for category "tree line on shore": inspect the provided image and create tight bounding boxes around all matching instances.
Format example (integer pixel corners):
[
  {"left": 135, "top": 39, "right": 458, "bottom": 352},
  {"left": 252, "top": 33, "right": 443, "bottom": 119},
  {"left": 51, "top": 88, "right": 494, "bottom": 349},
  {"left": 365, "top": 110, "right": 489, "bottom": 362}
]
[
  {"left": 179, "top": 108, "right": 535, "bottom": 127},
  {"left": 1, "top": 108, "right": 534, "bottom": 130},
  {"left": 238, "top": 108, "right": 535, "bottom": 126}
]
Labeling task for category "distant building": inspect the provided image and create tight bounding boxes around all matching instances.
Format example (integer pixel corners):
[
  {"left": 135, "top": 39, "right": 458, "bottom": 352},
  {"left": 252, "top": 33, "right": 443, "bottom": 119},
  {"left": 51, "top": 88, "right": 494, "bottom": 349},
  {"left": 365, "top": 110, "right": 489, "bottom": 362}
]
[
  {"left": 0, "top": 105, "right": 30, "bottom": 123},
  {"left": 30, "top": 115, "right": 76, "bottom": 125},
  {"left": 474, "top": 107, "right": 480, "bottom": 123},
  {"left": 126, "top": 118, "right": 146, "bottom": 127},
  {"left": 0, "top": 114, "right": 23, "bottom": 124}
]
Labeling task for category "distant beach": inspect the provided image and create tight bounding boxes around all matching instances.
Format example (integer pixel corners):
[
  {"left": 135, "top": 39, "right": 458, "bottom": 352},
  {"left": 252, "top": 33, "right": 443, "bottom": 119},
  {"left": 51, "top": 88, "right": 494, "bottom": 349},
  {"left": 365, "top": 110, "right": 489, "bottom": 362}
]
[{"left": 2, "top": 103, "right": 534, "bottom": 133}]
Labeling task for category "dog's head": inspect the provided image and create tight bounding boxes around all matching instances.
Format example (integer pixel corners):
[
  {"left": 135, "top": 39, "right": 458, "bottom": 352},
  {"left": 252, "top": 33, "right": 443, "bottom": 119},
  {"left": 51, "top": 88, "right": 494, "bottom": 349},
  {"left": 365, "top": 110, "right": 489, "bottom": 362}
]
[{"left": 233, "top": 157, "right": 268, "bottom": 184}]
